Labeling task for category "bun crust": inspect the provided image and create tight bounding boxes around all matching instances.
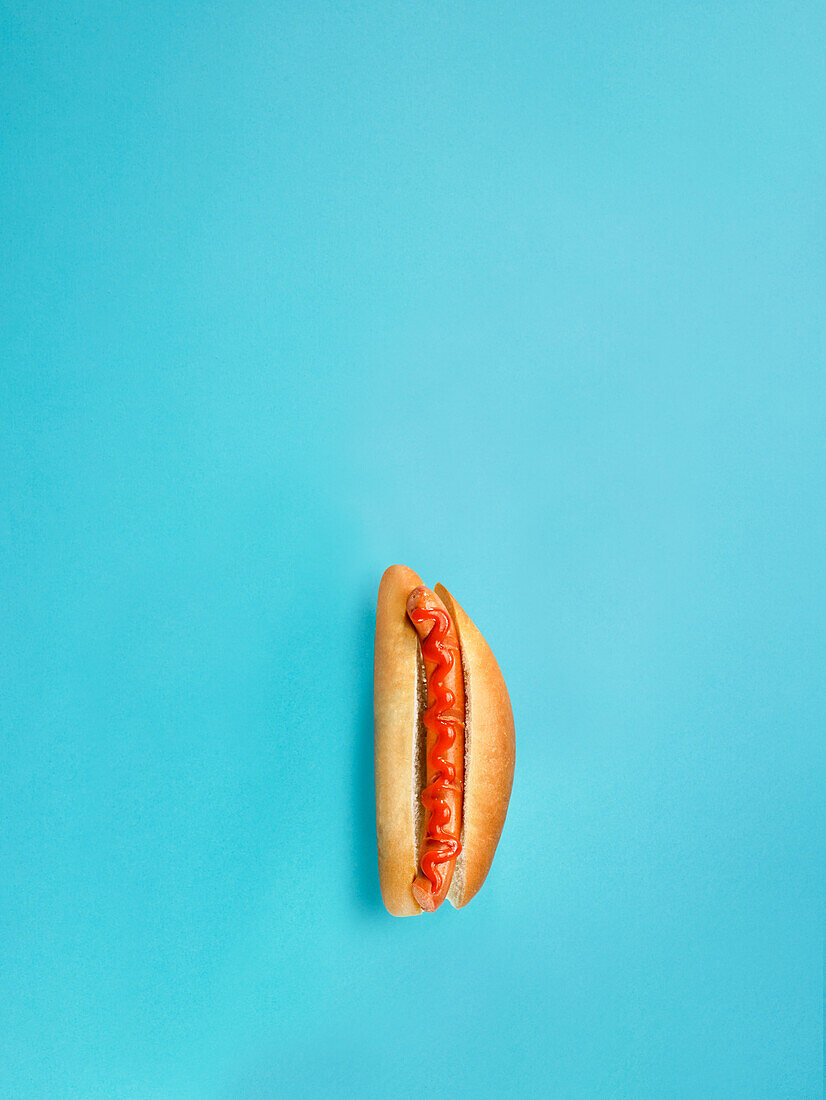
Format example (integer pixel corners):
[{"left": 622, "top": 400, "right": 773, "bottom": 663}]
[
  {"left": 436, "top": 585, "right": 515, "bottom": 909},
  {"left": 373, "top": 565, "right": 424, "bottom": 916}
]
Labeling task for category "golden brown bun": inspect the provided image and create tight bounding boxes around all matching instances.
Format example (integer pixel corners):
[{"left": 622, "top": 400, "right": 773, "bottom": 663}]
[
  {"left": 436, "top": 584, "right": 515, "bottom": 909},
  {"left": 374, "top": 566, "right": 515, "bottom": 916},
  {"left": 373, "top": 565, "right": 424, "bottom": 916}
]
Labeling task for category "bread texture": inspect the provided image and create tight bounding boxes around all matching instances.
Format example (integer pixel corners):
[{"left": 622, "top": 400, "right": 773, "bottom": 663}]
[
  {"left": 374, "top": 566, "right": 515, "bottom": 916},
  {"left": 373, "top": 565, "right": 425, "bottom": 916},
  {"left": 436, "top": 584, "right": 515, "bottom": 909}
]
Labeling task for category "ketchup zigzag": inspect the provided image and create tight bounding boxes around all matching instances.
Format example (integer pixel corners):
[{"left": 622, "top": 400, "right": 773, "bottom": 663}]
[{"left": 408, "top": 606, "right": 463, "bottom": 896}]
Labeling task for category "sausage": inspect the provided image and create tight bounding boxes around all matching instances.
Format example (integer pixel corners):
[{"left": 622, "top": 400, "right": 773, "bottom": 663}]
[{"left": 406, "top": 585, "right": 465, "bottom": 911}]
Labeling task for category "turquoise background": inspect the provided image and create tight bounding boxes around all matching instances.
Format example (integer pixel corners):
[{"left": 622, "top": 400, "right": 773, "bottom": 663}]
[{"left": 2, "top": 3, "right": 823, "bottom": 1097}]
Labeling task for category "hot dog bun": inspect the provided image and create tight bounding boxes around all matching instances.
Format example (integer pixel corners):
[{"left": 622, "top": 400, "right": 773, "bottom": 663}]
[
  {"left": 374, "top": 564, "right": 425, "bottom": 916},
  {"left": 374, "top": 565, "right": 516, "bottom": 916},
  {"left": 436, "top": 584, "right": 515, "bottom": 909}
]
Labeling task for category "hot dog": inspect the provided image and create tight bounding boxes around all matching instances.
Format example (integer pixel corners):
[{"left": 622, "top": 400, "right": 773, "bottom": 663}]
[
  {"left": 373, "top": 565, "right": 515, "bottom": 916},
  {"left": 407, "top": 584, "right": 465, "bottom": 911}
]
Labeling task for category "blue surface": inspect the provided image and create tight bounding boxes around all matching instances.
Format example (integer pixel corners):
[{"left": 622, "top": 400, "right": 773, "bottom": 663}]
[{"left": 2, "top": 3, "right": 824, "bottom": 1097}]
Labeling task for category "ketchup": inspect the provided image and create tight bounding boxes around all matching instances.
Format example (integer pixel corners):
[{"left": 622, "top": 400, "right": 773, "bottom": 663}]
[{"left": 408, "top": 605, "right": 463, "bottom": 899}]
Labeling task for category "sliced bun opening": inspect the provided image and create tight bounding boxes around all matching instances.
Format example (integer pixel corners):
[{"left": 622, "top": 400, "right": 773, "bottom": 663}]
[
  {"left": 446, "top": 640, "right": 470, "bottom": 908},
  {"left": 412, "top": 643, "right": 427, "bottom": 855}
]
